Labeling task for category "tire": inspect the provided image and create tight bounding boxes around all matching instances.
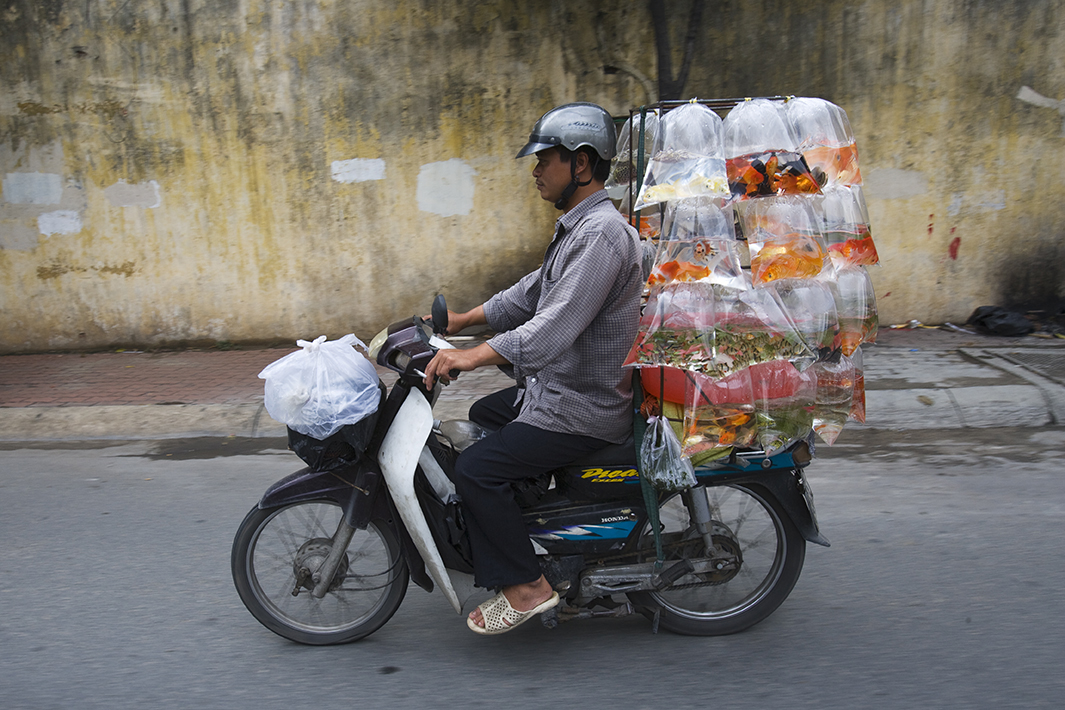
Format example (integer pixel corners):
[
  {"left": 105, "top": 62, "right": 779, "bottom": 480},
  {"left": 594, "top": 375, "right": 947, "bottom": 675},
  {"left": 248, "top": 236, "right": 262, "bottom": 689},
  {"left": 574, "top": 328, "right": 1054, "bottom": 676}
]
[
  {"left": 628, "top": 483, "right": 805, "bottom": 636},
  {"left": 231, "top": 500, "right": 409, "bottom": 645}
]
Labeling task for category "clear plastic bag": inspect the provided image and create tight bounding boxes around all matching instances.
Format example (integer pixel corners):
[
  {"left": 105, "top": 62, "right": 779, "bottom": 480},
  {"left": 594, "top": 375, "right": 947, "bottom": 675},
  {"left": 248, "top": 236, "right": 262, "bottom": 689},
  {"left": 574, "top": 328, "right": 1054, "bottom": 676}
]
[
  {"left": 736, "top": 196, "right": 828, "bottom": 284},
  {"left": 812, "top": 355, "right": 855, "bottom": 445},
  {"left": 640, "top": 415, "right": 698, "bottom": 492},
  {"left": 724, "top": 99, "right": 821, "bottom": 201},
  {"left": 823, "top": 264, "right": 878, "bottom": 356},
  {"left": 607, "top": 110, "right": 660, "bottom": 195},
  {"left": 786, "top": 97, "right": 862, "bottom": 187},
  {"left": 634, "top": 102, "right": 729, "bottom": 210},
  {"left": 768, "top": 278, "right": 840, "bottom": 357},
  {"left": 259, "top": 334, "right": 381, "bottom": 440},
  {"left": 710, "top": 286, "right": 815, "bottom": 377},
  {"left": 625, "top": 282, "right": 716, "bottom": 371},
  {"left": 682, "top": 366, "right": 758, "bottom": 464},
  {"left": 818, "top": 184, "right": 878, "bottom": 267},
  {"left": 750, "top": 359, "right": 817, "bottom": 455},
  {"left": 848, "top": 347, "right": 866, "bottom": 423}
]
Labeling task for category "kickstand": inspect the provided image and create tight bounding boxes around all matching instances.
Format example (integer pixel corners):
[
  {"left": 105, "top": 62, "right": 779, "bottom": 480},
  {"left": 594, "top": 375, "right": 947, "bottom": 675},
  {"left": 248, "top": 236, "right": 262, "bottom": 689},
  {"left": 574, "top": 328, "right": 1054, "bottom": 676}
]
[{"left": 651, "top": 608, "right": 661, "bottom": 635}]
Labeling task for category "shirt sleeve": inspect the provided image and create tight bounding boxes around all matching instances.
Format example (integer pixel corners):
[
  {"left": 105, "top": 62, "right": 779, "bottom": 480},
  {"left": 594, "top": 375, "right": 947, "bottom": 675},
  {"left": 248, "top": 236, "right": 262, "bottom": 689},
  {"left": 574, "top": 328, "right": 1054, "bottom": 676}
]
[
  {"left": 483, "top": 268, "right": 541, "bottom": 333},
  {"left": 488, "top": 223, "right": 625, "bottom": 380}
]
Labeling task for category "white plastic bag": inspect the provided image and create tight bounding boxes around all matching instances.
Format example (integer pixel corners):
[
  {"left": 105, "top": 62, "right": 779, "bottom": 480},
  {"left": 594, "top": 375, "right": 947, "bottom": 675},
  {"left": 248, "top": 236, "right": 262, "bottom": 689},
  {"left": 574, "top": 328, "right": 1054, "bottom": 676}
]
[{"left": 259, "top": 334, "right": 381, "bottom": 440}]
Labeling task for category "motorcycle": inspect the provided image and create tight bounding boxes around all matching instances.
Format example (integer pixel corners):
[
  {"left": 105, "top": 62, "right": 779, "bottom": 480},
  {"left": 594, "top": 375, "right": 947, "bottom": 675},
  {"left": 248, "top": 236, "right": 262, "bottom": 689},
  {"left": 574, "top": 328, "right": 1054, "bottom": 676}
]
[{"left": 231, "top": 296, "right": 829, "bottom": 644}]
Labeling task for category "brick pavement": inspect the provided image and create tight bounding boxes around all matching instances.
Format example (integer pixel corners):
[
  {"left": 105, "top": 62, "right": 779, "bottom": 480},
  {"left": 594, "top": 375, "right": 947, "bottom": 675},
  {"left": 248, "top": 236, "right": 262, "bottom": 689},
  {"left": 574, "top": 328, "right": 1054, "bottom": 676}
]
[{"left": 0, "top": 348, "right": 297, "bottom": 408}]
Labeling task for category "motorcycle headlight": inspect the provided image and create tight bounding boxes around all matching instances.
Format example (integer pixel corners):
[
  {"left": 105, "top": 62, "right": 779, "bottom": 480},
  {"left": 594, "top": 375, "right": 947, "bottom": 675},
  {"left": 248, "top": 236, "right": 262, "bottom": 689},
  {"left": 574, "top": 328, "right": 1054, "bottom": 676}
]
[{"left": 367, "top": 326, "right": 389, "bottom": 362}]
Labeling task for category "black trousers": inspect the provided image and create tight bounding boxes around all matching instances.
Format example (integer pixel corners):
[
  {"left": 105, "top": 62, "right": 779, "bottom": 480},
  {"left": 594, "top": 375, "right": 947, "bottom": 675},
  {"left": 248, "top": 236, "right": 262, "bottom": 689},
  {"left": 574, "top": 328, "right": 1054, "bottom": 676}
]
[{"left": 454, "top": 387, "right": 609, "bottom": 589}]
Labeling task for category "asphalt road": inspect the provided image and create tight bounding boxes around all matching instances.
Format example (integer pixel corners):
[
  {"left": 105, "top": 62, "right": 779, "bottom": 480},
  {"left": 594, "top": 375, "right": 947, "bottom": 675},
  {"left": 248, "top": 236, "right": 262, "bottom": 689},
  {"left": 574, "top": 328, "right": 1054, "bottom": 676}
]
[{"left": 2, "top": 427, "right": 1064, "bottom": 710}]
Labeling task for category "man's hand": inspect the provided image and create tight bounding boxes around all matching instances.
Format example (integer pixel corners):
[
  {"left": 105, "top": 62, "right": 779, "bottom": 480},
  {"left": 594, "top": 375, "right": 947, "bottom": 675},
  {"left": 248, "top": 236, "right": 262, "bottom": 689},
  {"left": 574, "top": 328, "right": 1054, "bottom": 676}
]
[
  {"left": 424, "top": 306, "right": 488, "bottom": 337},
  {"left": 423, "top": 342, "right": 508, "bottom": 390}
]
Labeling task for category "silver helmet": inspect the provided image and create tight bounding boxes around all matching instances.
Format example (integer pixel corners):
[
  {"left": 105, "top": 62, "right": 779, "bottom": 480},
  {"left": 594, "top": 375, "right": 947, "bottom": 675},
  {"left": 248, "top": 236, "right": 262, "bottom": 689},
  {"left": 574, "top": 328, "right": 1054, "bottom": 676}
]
[{"left": 515, "top": 102, "right": 617, "bottom": 161}]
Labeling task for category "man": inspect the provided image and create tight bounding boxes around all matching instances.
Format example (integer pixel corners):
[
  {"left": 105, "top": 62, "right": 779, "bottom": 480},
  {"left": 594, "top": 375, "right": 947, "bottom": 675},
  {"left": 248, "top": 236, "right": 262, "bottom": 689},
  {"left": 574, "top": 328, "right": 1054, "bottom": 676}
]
[{"left": 422, "top": 102, "right": 644, "bottom": 635}]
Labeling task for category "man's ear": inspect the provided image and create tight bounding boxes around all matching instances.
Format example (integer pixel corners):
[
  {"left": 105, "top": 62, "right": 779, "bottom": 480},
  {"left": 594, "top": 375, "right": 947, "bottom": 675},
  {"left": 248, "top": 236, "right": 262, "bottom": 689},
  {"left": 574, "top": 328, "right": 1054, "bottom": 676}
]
[{"left": 575, "top": 149, "right": 592, "bottom": 177}]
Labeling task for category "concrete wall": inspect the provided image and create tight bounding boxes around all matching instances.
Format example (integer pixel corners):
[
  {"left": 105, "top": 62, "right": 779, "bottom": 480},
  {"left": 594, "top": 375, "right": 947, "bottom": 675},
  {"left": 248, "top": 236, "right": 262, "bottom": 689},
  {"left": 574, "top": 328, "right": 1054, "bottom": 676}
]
[{"left": 1, "top": 1, "right": 1062, "bottom": 352}]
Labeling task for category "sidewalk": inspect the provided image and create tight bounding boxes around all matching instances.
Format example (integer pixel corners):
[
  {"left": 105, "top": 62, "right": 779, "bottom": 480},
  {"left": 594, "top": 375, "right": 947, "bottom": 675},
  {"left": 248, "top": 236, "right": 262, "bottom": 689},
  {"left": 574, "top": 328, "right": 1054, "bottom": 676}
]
[{"left": 1, "top": 328, "right": 1063, "bottom": 442}]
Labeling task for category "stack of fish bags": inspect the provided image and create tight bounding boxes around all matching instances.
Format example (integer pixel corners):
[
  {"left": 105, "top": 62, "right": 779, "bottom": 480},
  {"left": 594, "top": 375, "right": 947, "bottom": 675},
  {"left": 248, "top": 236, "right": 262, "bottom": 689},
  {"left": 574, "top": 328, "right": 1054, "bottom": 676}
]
[{"left": 622, "top": 98, "right": 878, "bottom": 466}]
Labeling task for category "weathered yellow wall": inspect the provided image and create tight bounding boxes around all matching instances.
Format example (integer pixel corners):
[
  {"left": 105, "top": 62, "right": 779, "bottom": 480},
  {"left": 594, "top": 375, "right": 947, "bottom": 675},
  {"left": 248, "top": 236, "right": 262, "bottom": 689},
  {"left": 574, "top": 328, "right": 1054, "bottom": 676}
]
[{"left": 1, "top": 1, "right": 1062, "bottom": 352}]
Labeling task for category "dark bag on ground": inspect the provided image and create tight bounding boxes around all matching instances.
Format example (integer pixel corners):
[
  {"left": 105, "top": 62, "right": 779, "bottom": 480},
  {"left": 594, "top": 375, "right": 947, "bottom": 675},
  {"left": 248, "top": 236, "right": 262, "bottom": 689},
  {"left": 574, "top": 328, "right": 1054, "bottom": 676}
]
[{"left": 967, "top": 306, "right": 1033, "bottom": 336}]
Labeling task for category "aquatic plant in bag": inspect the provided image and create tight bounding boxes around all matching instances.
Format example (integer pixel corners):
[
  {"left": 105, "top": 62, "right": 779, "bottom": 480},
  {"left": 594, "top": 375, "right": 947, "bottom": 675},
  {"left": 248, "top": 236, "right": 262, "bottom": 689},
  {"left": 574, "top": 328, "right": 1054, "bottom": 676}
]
[
  {"left": 768, "top": 278, "right": 840, "bottom": 357},
  {"left": 625, "top": 282, "right": 716, "bottom": 371},
  {"left": 786, "top": 97, "right": 863, "bottom": 187},
  {"left": 259, "top": 334, "right": 381, "bottom": 440},
  {"left": 682, "top": 366, "right": 758, "bottom": 464},
  {"left": 709, "top": 286, "right": 815, "bottom": 378},
  {"left": 634, "top": 102, "right": 729, "bottom": 210},
  {"left": 724, "top": 99, "right": 821, "bottom": 201}
]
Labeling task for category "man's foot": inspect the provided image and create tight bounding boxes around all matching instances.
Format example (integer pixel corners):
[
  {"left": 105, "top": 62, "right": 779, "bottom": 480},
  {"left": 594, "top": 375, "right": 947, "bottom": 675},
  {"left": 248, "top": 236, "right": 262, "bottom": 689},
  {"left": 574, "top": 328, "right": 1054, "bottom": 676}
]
[{"left": 468, "top": 575, "right": 554, "bottom": 630}]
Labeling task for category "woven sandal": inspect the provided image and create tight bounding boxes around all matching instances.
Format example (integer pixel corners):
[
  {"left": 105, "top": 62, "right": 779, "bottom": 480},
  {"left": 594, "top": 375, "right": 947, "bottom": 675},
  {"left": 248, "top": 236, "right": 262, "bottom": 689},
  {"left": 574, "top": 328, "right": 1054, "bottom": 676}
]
[{"left": 467, "top": 590, "right": 560, "bottom": 636}]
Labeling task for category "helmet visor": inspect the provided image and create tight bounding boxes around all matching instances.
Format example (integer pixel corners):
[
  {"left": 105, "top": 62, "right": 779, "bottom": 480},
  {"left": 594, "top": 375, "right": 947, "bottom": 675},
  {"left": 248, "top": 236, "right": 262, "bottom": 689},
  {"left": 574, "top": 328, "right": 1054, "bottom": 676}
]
[{"left": 515, "top": 134, "right": 561, "bottom": 158}]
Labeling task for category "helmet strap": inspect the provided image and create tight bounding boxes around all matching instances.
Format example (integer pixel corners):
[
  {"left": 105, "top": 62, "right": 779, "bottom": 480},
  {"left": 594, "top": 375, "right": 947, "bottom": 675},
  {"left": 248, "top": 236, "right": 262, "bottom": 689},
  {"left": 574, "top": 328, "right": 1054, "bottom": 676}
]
[{"left": 554, "top": 153, "right": 599, "bottom": 210}]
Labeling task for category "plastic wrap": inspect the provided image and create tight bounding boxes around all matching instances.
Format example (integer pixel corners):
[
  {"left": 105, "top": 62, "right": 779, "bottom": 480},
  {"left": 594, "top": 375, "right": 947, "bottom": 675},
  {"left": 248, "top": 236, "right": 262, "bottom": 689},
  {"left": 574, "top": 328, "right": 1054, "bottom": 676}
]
[
  {"left": 724, "top": 99, "right": 820, "bottom": 200},
  {"left": 634, "top": 102, "right": 730, "bottom": 210},
  {"left": 819, "top": 184, "right": 878, "bottom": 267},
  {"left": 786, "top": 97, "right": 862, "bottom": 187},
  {"left": 259, "top": 334, "right": 381, "bottom": 440}
]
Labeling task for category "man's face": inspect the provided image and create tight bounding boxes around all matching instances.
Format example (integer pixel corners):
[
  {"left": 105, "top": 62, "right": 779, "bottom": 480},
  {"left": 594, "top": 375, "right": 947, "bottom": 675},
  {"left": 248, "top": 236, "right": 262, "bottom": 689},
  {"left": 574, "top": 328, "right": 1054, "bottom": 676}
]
[{"left": 531, "top": 148, "right": 571, "bottom": 204}]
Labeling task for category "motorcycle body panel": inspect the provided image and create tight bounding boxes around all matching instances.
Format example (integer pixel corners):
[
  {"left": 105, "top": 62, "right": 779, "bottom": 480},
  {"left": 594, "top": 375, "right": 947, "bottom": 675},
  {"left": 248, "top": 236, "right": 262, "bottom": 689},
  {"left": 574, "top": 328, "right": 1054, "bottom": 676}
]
[{"left": 377, "top": 388, "right": 463, "bottom": 614}]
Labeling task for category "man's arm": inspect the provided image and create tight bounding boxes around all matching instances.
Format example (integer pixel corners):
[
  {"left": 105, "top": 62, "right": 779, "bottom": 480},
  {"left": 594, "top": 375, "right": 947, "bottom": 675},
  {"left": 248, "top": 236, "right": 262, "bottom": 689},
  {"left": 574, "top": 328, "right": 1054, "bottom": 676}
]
[{"left": 422, "top": 341, "right": 509, "bottom": 389}]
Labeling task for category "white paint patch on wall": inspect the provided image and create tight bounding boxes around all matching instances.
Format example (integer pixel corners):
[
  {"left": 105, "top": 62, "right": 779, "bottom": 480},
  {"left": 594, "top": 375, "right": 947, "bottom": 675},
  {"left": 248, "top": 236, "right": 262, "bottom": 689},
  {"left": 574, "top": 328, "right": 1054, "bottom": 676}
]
[
  {"left": 331, "top": 158, "right": 386, "bottom": 183},
  {"left": 3, "top": 172, "right": 63, "bottom": 204},
  {"left": 38, "top": 210, "right": 83, "bottom": 235},
  {"left": 948, "top": 190, "right": 1007, "bottom": 216},
  {"left": 863, "top": 168, "right": 928, "bottom": 200},
  {"left": 104, "top": 180, "right": 161, "bottom": 208},
  {"left": 416, "top": 159, "right": 477, "bottom": 217}
]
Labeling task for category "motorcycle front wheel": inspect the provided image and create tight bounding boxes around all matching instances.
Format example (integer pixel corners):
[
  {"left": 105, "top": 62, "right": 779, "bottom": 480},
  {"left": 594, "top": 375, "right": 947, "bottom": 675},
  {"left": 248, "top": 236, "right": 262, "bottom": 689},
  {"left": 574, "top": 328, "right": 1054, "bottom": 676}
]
[
  {"left": 231, "top": 500, "right": 408, "bottom": 645},
  {"left": 628, "top": 483, "right": 805, "bottom": 636}
]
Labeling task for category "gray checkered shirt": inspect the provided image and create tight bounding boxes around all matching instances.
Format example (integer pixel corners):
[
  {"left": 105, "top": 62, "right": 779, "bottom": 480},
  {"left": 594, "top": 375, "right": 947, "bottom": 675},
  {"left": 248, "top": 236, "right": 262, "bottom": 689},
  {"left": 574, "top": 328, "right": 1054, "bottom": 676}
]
[{"left": 484, "top": 190, "right": 643, "bottom": 444}]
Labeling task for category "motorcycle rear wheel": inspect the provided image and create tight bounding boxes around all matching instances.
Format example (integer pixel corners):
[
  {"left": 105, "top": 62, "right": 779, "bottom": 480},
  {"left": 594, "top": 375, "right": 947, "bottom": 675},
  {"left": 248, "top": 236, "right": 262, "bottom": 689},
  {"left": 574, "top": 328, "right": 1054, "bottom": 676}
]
[
  {"left": 232, "top": 500, "right": 408, "bottom": 645},
  {"left": 628, "top": 483, "right": 805, "bottom": 636}
]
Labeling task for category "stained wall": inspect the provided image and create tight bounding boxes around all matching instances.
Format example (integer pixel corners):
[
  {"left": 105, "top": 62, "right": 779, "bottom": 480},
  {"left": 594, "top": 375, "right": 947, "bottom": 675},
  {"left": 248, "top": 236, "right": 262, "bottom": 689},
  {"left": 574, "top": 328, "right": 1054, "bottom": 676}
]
[{"left": 1, "top": 1, "right": 1062, "bottom": 351}]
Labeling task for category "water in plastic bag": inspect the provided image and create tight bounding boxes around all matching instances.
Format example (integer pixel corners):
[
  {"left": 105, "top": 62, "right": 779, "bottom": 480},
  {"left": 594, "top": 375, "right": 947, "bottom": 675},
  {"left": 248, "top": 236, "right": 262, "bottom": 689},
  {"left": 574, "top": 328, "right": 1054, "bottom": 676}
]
[
  {"left": 823, "top": 265, "right": 878, "bottom": 356},
  {"left": 786, "top": 97, "right": 862, "bottom": 187},
  {"left": 634, "top": 102, "right": 729, "bottom": 210},
  {"left": 724, "top": 100, "right": 821, "bottom": 200},
  {"left": 812, "top": 355, "right": 855, "bottom": 445},
  {"left": 818, "top": 184, "right": 878, "bottom": 267},
  {"left": 259, "top": 334, "right": 381, "bottom": 440}
]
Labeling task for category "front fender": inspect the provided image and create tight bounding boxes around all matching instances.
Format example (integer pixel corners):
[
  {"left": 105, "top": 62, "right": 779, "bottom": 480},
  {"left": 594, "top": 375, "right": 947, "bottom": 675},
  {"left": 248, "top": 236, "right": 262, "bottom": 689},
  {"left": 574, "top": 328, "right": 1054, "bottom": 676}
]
[{"left": 259, "top": 459, "right": 383, "bottom": 530}]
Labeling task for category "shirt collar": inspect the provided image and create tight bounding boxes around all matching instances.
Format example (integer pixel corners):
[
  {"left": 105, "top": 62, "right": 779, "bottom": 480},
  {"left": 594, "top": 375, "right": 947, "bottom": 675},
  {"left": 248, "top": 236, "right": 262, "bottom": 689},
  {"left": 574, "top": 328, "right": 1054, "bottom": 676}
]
[{"left": 554, "top": 189, "right": 612, "bottom": 238}]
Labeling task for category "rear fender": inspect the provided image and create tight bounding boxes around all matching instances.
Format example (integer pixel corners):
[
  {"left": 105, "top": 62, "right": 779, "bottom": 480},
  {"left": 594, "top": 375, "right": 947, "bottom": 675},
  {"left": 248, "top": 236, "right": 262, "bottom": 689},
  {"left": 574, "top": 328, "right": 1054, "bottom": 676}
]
[{"left": 743, "top": 468, "right": 830, "bottom": 547}]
